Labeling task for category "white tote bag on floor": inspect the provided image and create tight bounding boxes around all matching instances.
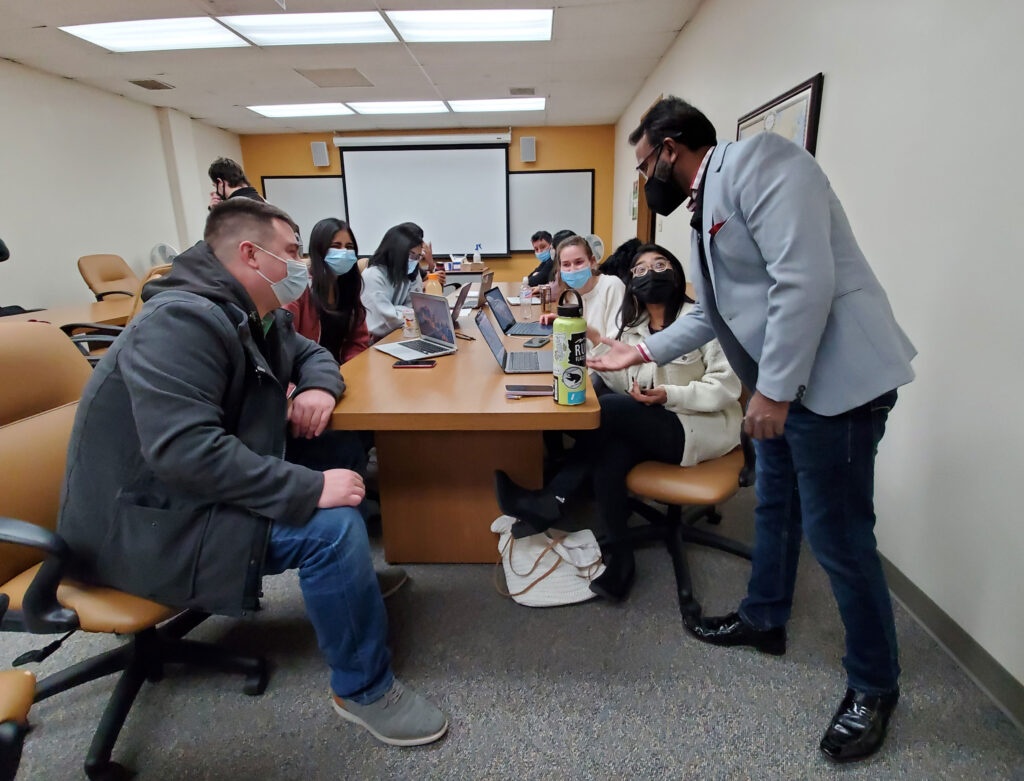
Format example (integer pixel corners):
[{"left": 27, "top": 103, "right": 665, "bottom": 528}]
[{"left": 490, "top": 515, "right": 606, "bottom": 607}]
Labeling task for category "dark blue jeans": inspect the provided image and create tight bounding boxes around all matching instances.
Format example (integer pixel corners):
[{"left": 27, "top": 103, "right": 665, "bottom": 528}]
[
  {"left": 264, "top": 507, "right": 393, "bottom": 703},
  {"left": 739, "top": 389, "right": 900, "bottom": 694}
]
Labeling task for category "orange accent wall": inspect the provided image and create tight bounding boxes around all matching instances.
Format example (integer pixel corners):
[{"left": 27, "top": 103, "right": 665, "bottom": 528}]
[{"left": 239, "top": 125, "right": 614, "bottom": 281}]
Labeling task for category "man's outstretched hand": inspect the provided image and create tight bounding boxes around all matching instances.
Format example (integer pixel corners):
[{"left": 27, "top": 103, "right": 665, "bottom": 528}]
[{"left": 586, "top": 337, "right": 644, "bottom": 372}]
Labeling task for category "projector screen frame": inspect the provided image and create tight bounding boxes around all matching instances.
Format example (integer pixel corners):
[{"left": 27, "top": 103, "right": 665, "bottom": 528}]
[
  {"left": 508, "top": 168, "right": 595, "bottom": 252},
  {"left": 338, "top": 142, "right": 511, "bottom": 258}
]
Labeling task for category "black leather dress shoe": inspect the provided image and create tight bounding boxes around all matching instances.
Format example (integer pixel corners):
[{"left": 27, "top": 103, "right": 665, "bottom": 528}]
[
  {"left": 682, "top": 611, "right": 786, "bottom": 655},
  {"left": 820, "top": 687, "right": 899, "bottom": 763}
]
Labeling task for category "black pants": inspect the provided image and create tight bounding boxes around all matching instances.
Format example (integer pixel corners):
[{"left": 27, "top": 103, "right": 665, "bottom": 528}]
[{"left": 552, "top": 393, "right": 685, "bottom": 544}]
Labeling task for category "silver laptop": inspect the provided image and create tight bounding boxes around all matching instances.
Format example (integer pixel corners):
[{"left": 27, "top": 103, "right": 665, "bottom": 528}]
[
  {"left": 475, "top": 310, "right": 553, "bottom": 374},
  {"left": 484, "top": 286, "right": 552, "bottom": 337},
  {"left": 466, "top": 270, "right": 495, "bottom": 309},
  {"left": 449, "top": 281, "right": 473, "bottom": 328},
  {"left": 374, "top": 292, "right": 458, "bottom": 361}
]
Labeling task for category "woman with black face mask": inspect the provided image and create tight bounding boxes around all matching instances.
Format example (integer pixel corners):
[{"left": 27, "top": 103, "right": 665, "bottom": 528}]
[{"left": 495, "top": 243, "right": 743, "bottom": 602}]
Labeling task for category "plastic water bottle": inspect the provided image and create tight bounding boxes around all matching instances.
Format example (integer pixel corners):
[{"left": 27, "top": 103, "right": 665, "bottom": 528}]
[
  {"left": 552, "top": 290, "right": 587, "bottom": 405},
  {"left": 473, "top": 243, "right": 482, "bottom": 266},
  {"left": 424, "top": 272, "right": 443, "bottom": 297},
  {"left": 519, "top": 276, "right": 533, "bottom": 320}
]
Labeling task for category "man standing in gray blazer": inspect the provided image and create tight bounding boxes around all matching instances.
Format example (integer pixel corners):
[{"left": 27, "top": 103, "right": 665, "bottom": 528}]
[{"left": 590, "top": 97, "right": 916, "bottom": 763}]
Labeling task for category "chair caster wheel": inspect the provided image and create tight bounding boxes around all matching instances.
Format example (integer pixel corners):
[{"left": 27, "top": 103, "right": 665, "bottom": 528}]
[
  {"left": 86, "top": 760, "right": 135, "bottom": 781},
  {"left": 243, "top": 659, "right": 269, "bottom": 696},
  {"left": 705, "top": 511, "right": 722, "bottom": 526}
]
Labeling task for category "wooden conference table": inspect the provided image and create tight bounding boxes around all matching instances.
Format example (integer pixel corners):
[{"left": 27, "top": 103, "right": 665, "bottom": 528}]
[
  {"left": 331, "top": 282, "right": 600, "bottom": 563},
  {"left": 1, "top": 297, "right": 133, "bottom": 327}
]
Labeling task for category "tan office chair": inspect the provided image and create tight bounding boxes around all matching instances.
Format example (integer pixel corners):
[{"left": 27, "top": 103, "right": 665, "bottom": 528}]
[
  {"left": 622, "top": 389, "right": 755, "bottom": 622},
  {"left": 0, "top": 595, "right": 35, "bottom": 781},
  {"left": 77, "top": 254, "right": 140, "bottom": 301},
  {"left": 0, "top": 321, "right": 268, "bottom": 780},
  {"left": 357, "top": 256, "right": 369, "bottom": 273},
  {"left": 65, "top": 263, "right": 173, "bottom": 365}
]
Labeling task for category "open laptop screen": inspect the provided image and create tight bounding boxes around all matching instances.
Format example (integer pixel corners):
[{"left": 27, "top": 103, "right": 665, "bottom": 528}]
[
  {"left": 484, "top": 286, "right": 516, "bottom": 332},
  {"left": 475, "top": 311, "right": 507, "bottom": 367},
  {"left": 410, "top": 293, "right": 455, "bottom": 345}
]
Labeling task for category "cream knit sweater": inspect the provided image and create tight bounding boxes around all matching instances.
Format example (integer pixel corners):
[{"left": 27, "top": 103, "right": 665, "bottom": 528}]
[{"left": 592, "top": 302, "right": 743, "bottom": 467}]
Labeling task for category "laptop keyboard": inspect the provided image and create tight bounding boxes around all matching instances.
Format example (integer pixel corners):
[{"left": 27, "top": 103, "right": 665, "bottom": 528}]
[
  {"left": 508, "top": 351, "right": 542, "bottom": 372},
  {"left": 510, "top": 322, "right": 551, "bottom": 336},
  {"left": 404, "top": 339, "right": 447, "bottom": 355}
]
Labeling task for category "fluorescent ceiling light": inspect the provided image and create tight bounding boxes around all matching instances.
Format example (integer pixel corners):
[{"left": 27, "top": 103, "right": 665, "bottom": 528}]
[
  {"left": 449, "top": 97, "right": 546, "bottom": 113},
  {"left": 220, "top": 12, "right": 396, "bottom": 45},
  {"left": 59, "top": 17, "right": 247, "bottom": 52},
  {"left": 386, "top": 9, "right": 553, "bottom": 42},
  {"left": 347, "top": 101, "right": 449, "bottom": 115},
  {"left": 248, "top": 103, "right": 354, "bottom": 118}
]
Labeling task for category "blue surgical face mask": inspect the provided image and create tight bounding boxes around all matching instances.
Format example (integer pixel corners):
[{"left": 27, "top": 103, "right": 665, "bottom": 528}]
[
  {"left": 561, "top": 266, "right": 592, "bottom": 290},
  {"left": 252, "top": 243, "right": 308, "bottom": 307},
  {"left": 324, "top": 247, "right": 357, "bottom": 275},
  {"left": 408, "top": 254, "right": 422, "bottom": 275},
  {"left": 535, "top": 248, "right": 551, "bottom": 262}
]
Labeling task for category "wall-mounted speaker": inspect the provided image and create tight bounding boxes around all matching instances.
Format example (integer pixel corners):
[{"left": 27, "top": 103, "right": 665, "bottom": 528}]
[
  {"left": 520, "top": 136, "right": 536, "bottom": 163},
  {"left": 311, "top": 141, "right": 330, "bottom": 167}
]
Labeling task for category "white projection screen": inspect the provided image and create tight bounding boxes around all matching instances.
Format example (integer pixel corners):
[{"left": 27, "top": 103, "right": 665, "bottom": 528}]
[{"left": 340, "top": 145, "right": 509, "bottom": 256}]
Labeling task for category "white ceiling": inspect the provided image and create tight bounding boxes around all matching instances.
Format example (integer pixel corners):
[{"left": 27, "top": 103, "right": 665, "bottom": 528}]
[{"left": 0, "top": 0, "right": 700, "bottom": 134}]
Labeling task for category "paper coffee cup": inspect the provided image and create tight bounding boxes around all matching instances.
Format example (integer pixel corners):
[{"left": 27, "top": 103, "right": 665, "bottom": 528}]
[{"left": 400, "top": 307, "right": 420, "bottom": 338}]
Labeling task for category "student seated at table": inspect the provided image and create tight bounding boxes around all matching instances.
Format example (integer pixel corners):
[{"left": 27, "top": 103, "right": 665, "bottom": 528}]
[
  {"left": 496, "top": 244, "right": 742, "bottom": 601},
  {"left": 599, "top": 237, "right": 643, "bottom": 285},
  {"left": 526, "top": 230, "right": 553, "bottom": 286},
  {"left": 362, "top": 222, "right": 432, "bottom": 341},
  {"left": 539, "top": 235, "right": 626, "bottom": 350},
  {"left": 286, "top": 217, "right": 368, "bottom": 364}
]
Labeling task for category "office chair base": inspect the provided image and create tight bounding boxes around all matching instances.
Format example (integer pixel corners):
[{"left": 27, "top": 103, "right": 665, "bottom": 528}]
[{"left": 31, "top": 610, "right": 268, "bottom": 781}]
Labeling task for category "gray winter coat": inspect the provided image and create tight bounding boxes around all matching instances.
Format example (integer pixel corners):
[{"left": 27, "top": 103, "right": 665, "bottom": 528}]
[{"left": 57, "top": 242, "right": 345, "bottom": 616}]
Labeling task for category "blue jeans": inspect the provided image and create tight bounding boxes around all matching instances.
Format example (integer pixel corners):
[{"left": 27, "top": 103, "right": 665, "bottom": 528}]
[
  {"left": 739, "top": 390, "right": 900, "bottom": 694},
  {"left": 264, "top": 507, "right": 393, "bottom": 703}
]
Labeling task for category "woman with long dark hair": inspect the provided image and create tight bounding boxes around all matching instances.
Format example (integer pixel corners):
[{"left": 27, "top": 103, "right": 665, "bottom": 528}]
[
  {"left": 286, "top": 217, "right": 368, "bottom": 363},
  {"left": 496, "top": 243, "right": 742, "bottom": 601},
  {"left": 362, "top": 222, "right": 439, "bottom": 340}
]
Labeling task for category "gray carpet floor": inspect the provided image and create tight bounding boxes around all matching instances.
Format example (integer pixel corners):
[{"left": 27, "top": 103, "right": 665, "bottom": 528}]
[{"left": 7, "top": 488, "right": 1024, "bottom": 780}]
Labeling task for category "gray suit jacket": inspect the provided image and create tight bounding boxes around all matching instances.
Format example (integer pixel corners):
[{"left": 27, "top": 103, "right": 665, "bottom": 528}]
[{"left": 644, "top": 133, "right": 915, "bottom": 416}]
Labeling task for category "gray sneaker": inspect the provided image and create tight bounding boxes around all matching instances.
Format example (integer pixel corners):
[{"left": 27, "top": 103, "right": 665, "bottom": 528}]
[
  {"left": 332, "top": 679, "right": 448, "bottom": 746},
  {"left": 376, "top": 566, "right": 408, "bottom": 599}
]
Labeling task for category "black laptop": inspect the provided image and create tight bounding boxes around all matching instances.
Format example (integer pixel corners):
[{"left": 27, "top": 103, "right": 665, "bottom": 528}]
[{"left": 484, "top": 286, "right": 552, "bottom": 337}]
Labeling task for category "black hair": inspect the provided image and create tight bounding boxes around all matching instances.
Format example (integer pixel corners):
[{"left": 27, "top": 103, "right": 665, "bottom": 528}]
[
  {"left": 369, "top": 222, "right": 424, "bottom": 286},
  {"left": 531, "top": 230, "right": 553, "bottom": 245},
  {"left": 616, "top": 243, "right": 692, "bottom": 338},
  {"left": 599, "top": 237, "right": 642, "bottom": 285},
  {"left": 628, "top": 96, "right": 717, "bottom": 152},
  {"left": 204, "top": 197, "right": 298, "bottom": 246},
  {"left": 208, "top": 157, "right": 250, "bottom": 188},
  {"left": 307, "top": 217, "right": 365, "bottom": 359}
]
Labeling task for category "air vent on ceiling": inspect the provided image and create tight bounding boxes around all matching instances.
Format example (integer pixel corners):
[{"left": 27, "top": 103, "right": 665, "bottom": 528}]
[
  {"left": 129, "top": 79, "right": 175, "bottom": 90},
  {"left": 296, "top": 68, "right": 374, "bottom": 88},
  {"left": 509, "top": 87, "right": 535, "bottom": 96}
]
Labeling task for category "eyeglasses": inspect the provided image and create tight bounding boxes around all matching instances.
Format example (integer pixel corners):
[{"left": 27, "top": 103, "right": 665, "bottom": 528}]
[
  {"left": 631, "top": 260, "right": 672, "bottom": 277},
  {"left": 635, "top": 142, "right": 664, "bottom": 181}
]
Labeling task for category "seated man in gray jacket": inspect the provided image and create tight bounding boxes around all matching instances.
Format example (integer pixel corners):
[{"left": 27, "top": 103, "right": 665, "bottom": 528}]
[{"left": 57, "top": 198, "right": 447, "bottom": 747}]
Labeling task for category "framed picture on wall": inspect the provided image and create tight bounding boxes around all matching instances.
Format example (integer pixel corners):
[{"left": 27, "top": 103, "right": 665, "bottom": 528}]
[{"left": 737, "top": 73, "right": 824, "bottom": 155}]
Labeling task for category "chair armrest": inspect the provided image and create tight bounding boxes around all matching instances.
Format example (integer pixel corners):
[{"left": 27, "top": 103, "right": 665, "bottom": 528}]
[
  {"left": 738, "top": 431, "right": 756, "bottom": 488},
  {"left": 94, "top": 290, "right": 134, "bottom": 301},
  {"left": 60, "top": 323, "right": 123, "bottom": 337},
  {"left": 69, "top": 335, "right": 117, "bottom": 350},
  {"left": 0, "top": 519, "right": 78, "bottom": 633}
]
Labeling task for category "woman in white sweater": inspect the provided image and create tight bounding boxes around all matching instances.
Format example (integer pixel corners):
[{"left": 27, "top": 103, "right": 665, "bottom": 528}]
[{"left": 496, "top": 243, "right": 742, "bottom": 601}]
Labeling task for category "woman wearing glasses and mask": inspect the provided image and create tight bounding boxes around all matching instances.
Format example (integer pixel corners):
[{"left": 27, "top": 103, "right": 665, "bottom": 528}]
[
  {"left": 362, "top": 222, "right": 439, "bottom": 341},
  {"left": 496, "top": 244, "right": 742, "bottom": 601}
]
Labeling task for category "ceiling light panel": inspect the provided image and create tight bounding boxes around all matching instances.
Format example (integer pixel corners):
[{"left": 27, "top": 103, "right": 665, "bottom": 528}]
[
  {"left": 58, "top": 18, "right": 248, "bottom": 52},
  {"left": 248, "top": 103, "right": 354, "bottom": 117},
  {"left": 347, "top": 101, "right": 449, "bottom": 115},
  {"left": 386, "top": 9, "right": 553, "bottom": 43},
  {"left": 449, "top": 97, "right": 547, "bottom": 113},
  {"left": 220, "top": 12, "right": 396, "bottom": 45}
]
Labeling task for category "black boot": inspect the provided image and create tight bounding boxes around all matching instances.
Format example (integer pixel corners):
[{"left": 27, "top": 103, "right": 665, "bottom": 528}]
[
  {"left": 494, "top": 470, "right": 563, "bottom": 538},
  {"left": 820, "top": 687, "right": 899, "bottom": 763},
  {"left": 589, "top": 547, "right": 635, "bottom": 602},
  {"left": 682, "top": 611, "right": 787, "bottom": 655}
]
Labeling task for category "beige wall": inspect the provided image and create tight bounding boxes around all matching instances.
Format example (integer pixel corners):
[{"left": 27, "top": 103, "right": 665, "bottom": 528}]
[
  {"left": 613, "top": 0, "right": 1024, "bottom": 683},
  {"left": 0, "top": 60, "right": 240, "bottom": 308}
]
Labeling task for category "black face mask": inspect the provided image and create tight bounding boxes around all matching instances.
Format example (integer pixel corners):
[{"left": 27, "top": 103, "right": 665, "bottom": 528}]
[
  {"left": 643, "top": 159, "right": 688, "bottom": 216},
  {"left": 632, "top": 269, "right": 676, "bottom": 304}
]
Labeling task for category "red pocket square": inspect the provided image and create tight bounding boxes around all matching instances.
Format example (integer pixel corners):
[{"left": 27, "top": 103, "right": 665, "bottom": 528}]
[{"left": 709, "top": 221, "right": 726, "bottom": 237}]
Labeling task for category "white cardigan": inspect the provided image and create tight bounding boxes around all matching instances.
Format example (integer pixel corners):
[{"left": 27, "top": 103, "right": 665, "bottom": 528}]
[{"left": 593, "top": 303, "right": 743, "bottom": 467}]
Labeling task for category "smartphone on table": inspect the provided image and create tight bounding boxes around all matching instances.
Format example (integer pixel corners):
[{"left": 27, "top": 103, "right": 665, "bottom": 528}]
[
  {"left": 523, "top": 336, "right": 550, "bottom": 348},
  {"left": 393, "top": 359, "right": 437, "bottom": 368}
]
